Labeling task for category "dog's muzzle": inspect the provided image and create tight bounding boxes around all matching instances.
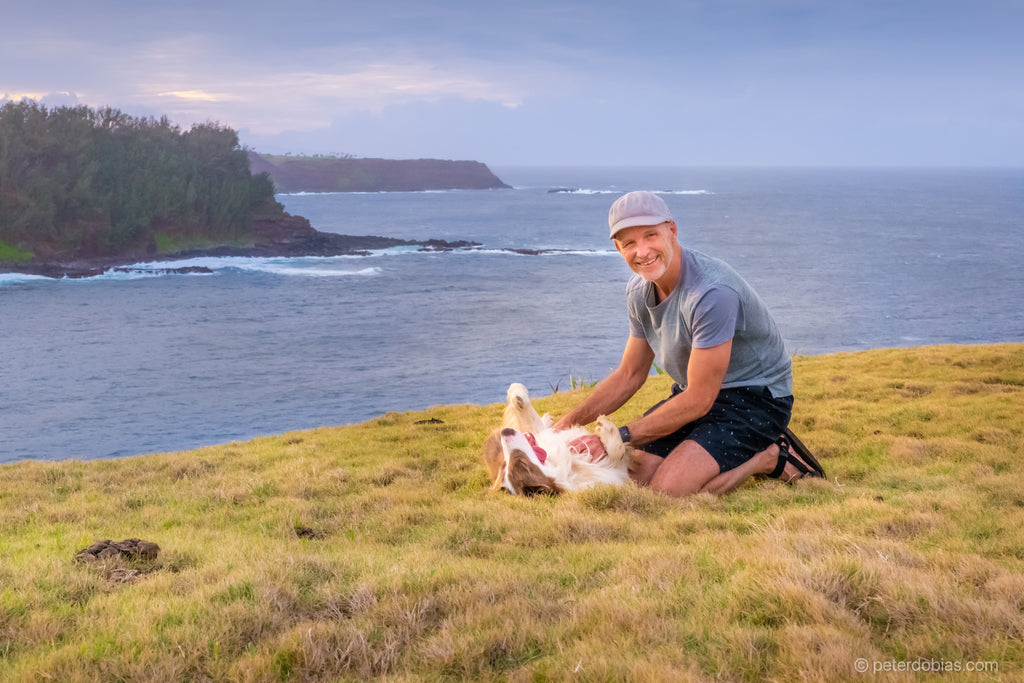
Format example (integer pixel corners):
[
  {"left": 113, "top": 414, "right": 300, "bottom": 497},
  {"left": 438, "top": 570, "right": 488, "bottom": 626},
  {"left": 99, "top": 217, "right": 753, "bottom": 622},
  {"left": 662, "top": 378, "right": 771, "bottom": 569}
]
[{"left": 501, "top": 428, "right": 548, "bottom": 464}]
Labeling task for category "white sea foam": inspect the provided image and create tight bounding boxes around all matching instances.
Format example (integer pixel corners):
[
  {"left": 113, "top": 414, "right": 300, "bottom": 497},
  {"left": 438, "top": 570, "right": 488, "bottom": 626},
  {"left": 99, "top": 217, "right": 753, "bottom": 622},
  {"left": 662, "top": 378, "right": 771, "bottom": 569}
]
[
  {"left": 469, "top": 248, "right": 619, "bottom": 257},
  {"left": 278, "top": 189, "right": 459, "bottom": 197},
  {"left": 238, "top": 261, "right": 383, "bottom": 277},
  {"left": 0, "top": 255, "right": 388, "bottom": 286},
  {"left": 1, "top": 244, "right": 625, "bottom": 287},
  {"left": 0, "top": 272, "right": 50, "bottom": 285},
  {"left": 549, "top": 188, "right": 712, "bottom": 196},
  {"left": 0, "top": 269, "right": 196, "bottom": 286},
  {"left": 127, "top": 255, "right": 384, "bottom": 278},
  {"left": 1, "top": 247, "right": 621, "bottom": 287},
  {"left": 2, "top": 245, "right": 622, "bottom": 286}
]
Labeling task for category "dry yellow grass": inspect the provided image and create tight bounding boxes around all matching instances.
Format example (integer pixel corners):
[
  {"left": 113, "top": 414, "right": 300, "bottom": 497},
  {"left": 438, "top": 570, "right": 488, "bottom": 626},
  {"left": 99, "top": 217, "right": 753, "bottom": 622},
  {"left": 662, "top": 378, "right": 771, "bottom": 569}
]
[{"left": 1, "top": 343, "right": 1022, "bottom": 681}]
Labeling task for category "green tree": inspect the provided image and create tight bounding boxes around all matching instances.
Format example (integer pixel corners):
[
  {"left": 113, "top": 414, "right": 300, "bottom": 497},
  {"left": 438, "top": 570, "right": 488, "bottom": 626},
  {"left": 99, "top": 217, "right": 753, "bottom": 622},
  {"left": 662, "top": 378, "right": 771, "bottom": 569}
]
[{"left": 0, "top": 103, "right": 279, "bottom": 259}]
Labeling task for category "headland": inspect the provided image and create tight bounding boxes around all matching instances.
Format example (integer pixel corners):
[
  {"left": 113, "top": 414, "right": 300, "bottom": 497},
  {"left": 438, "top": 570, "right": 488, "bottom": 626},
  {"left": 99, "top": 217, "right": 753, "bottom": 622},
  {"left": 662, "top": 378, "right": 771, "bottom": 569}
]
[{"left": 247, "top": 153, "right": 511, "bottom": 193}]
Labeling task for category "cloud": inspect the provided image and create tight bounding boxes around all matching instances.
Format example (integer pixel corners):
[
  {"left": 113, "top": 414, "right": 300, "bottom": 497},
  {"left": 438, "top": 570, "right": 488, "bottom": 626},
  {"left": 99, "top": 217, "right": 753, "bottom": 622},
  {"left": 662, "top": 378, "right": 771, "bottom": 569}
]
[
  {"left": 2, "top": 91, "right": 49, "bottom": 103},
  {"left": 3, "top": 0, "right": 1022, "bottom": 165},
  {"left": 133, "top": 58, "right": 528, "bottom": 135},
  {"left": 157, "top": 90, "right": 240, "bottom": 103}
]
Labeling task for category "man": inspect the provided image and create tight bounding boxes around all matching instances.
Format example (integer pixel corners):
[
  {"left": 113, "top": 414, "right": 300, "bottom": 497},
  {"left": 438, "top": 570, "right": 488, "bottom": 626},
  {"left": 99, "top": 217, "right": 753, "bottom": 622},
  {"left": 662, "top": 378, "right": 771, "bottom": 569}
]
[{"left": 554, "top": 190, "right": 821, "bottom": 497}]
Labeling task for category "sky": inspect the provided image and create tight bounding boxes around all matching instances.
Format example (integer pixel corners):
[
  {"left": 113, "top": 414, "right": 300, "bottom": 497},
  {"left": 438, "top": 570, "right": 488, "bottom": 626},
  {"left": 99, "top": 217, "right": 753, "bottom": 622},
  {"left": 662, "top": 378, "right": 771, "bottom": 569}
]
[{"left": 2, "top": 0, "right": 1022, "bottom": 166}]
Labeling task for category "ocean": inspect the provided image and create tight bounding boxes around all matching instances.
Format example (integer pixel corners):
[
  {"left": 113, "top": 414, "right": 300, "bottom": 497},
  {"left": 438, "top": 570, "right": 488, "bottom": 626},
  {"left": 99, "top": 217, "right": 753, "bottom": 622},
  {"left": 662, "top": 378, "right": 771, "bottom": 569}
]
[{"left": 2, "top": 166, "right": 1022, "bottom": 463}]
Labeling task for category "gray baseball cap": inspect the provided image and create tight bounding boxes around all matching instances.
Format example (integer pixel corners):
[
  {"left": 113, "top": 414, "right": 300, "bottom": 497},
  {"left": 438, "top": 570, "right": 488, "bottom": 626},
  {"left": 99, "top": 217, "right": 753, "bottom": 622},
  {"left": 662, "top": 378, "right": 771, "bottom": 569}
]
[{"left": 608, "top": 191, "right": 673, "bottom": 239}]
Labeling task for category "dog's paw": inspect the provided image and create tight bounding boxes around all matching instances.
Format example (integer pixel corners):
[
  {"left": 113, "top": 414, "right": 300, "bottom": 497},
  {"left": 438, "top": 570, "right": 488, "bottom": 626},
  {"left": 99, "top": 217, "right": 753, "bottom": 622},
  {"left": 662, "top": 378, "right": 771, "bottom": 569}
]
[
  {"left": 595, "top": 415, "right": 626, "bottom": 463},
  {"left": 507, "top": 383, "right": 530, "bottom": 409},
  {"left": 594, "top": 415, "right": 618, "bottom": 443}
]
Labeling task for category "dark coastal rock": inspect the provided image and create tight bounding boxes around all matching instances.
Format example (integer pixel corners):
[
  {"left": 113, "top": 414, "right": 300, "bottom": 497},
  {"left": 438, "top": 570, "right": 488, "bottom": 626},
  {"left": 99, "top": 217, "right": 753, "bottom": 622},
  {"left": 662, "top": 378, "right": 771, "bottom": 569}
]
[
  {"left": 1, "top": 212, "right": 482, "bottom": 279},
  {"left": 75, "top": 538, "right": 160, "bottom": 563},
  {"left": 505, "top": 247, "right": 550, "bottom": 256},
  {"left": 417, "top": 239, "right": 480, "bottom": 252},
  {"left": 174, "top": 211, "right": 482, "bottom": 259},
  {"left": 500, "top": 247, "right": 592, "bottom": 256},
  {"left": 113, "top": 266, "right": 214, "bottom": 276},
  {"left": 547, "top": 187, "right": 579, "bottom": 194},
  {"left": 4, "top": 262, "right": 107, "bottom": 279}
]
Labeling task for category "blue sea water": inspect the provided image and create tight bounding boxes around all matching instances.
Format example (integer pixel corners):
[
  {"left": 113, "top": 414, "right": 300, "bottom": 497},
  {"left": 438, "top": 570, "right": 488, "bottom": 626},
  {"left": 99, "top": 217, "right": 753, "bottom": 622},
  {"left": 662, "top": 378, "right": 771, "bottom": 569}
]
[{"left": 2, "top": 167, "right": 1022, "bottom": 463}]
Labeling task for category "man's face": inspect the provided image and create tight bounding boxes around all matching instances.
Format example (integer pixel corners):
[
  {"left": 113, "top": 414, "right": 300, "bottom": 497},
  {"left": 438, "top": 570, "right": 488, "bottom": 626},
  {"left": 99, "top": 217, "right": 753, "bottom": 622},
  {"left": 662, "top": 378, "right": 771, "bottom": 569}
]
[{"left": 613, "top": 221, "right": 677, "bottom": 282}]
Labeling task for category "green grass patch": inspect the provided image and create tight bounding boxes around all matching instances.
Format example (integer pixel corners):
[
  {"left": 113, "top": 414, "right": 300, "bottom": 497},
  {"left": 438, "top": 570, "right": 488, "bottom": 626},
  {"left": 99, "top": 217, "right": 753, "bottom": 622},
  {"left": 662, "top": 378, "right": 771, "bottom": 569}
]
[
  {"left": 153, "top": 232, "right": 253, "bottom": 254},
  {"left": 1, "top": 343, "right": 1022, "bottom": 680},
  {"left": 0, "top": 239, "right": 33, "bottom": 262}
]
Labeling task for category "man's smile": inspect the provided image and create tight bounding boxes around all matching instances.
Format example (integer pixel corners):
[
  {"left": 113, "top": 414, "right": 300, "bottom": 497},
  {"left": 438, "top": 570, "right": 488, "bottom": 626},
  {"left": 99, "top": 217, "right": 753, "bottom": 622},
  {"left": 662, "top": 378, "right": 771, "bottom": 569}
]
[{"left": 634, "top": 252, "right": 668, "bottom": 280}]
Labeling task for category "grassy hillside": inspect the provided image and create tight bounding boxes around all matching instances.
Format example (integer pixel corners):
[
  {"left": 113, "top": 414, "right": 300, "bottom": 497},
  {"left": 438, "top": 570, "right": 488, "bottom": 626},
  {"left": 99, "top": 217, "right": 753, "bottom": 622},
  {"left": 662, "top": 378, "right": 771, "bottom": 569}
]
[{"left": 1, "top": 344, "right": 1022, "bottom": 681}]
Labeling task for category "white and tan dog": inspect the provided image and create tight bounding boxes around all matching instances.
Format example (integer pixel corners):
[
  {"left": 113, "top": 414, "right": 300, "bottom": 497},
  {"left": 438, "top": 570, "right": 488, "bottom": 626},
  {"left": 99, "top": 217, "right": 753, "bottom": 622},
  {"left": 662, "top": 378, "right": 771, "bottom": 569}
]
[{"left": 482, "top": 383, "right": 632, "bottom": 495}]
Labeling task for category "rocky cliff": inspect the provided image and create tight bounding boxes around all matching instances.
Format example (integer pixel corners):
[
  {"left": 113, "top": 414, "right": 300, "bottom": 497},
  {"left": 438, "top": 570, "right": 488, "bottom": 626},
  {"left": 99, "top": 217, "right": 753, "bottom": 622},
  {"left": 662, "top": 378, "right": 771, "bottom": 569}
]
[
  {"left": 248, "top": 153, "right": 510, "bottom": 193},
  {"left": 2, "top": 209, "right": 479, "bottom": 279}
]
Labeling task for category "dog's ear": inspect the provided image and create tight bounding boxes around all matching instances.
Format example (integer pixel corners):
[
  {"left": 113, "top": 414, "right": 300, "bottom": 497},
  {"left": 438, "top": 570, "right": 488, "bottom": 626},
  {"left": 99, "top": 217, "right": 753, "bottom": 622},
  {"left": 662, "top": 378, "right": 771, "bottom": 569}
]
[
  {"left": 481, "top": 432, "right": 505, "bottom": 483},
  {"left": 507, "top": 449, "right": 564, "bottom": 496},
  {"left": 490, "top": 462, "right": 508, "bottom": 491}
]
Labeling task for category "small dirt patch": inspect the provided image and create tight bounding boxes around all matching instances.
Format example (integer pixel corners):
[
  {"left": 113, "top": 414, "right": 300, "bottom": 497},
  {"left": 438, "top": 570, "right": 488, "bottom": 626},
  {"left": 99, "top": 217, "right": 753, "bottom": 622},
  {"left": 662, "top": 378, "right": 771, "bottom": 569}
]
[{"left": 75, "top": 538, "right": 160, "bottom": 563}]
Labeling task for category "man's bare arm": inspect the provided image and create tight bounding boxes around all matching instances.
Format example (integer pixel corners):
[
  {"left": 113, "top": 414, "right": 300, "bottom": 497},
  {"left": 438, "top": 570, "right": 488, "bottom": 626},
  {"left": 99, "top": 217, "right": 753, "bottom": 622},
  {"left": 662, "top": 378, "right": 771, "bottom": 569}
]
[
  {"left": 553, "top": 336, "right": 654, "bottom": 430},
  {"left": 624, "top": 339, "right": 732, "bottom": 446}
]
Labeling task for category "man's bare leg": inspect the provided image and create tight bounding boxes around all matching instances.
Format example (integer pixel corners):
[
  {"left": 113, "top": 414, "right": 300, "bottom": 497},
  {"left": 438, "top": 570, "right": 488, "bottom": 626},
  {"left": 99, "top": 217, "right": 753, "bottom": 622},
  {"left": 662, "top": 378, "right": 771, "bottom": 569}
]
[
  {"left": 647, "top": 441, "right": 722, "bottom": 497},
  {"left": 633, "top": 440, "right": 809, "bottom": 498},
  {"left": 629, "top": 449, "right": 666, "bottom": 486},
  {"left": 700, "top": 442, "right": 780, "bottom": 494}
]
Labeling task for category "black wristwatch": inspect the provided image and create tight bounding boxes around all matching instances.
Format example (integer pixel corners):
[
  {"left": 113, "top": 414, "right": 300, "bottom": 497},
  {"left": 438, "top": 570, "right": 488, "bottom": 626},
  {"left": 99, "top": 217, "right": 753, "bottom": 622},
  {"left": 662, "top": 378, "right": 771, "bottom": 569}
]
[{"left": 619, "top": 425, "right": 631, "bottom": 443}]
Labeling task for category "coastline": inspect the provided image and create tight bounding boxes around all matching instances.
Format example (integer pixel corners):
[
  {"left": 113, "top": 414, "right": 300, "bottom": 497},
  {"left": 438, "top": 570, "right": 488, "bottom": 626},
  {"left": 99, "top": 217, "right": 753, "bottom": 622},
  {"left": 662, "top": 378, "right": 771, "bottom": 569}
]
[{"left": 0, "top": 213, "right": 480, "bottom": 279}]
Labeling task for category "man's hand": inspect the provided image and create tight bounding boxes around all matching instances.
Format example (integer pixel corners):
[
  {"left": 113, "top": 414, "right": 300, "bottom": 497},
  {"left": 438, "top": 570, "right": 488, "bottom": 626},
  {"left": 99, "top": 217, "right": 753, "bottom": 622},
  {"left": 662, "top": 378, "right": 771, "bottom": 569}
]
[
  {"left": 568, "top": 435, "right": 606, "bottom": 462},
  {"left": 552, "top": 415, "right": 574, "bottom": 432}
]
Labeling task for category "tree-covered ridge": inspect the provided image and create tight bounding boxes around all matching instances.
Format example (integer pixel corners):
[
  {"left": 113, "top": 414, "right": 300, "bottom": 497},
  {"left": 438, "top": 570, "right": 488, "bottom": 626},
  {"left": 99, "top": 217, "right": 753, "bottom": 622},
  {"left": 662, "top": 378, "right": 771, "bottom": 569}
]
[
  {"left": 248, "top": 153, "right": 510, "bottom": 193},
  {"left": 0, "top": 101, "right": 277, "bottom": 261}
]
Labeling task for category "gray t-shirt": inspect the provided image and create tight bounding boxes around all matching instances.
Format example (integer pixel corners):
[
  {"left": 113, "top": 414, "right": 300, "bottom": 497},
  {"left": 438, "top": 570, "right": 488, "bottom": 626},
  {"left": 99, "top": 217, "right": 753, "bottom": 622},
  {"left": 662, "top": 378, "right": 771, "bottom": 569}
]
[{"left": 626, "top": 248, "right": 793, "bottom": 397}]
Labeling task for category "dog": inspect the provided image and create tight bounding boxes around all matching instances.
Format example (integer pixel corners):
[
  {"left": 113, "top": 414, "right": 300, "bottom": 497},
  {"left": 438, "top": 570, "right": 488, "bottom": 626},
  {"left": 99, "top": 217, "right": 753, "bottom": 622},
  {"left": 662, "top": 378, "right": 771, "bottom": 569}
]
[{"left": 481, "top": 383, "right": 632, "bottom": 495}]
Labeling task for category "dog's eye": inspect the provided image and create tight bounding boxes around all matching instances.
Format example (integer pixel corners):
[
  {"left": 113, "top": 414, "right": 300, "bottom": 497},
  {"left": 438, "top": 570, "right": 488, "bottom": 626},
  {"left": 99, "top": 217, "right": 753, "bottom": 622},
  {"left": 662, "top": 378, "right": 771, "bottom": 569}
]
[{"left": 522, "top": 485, "right": 555, "bottom": 497}]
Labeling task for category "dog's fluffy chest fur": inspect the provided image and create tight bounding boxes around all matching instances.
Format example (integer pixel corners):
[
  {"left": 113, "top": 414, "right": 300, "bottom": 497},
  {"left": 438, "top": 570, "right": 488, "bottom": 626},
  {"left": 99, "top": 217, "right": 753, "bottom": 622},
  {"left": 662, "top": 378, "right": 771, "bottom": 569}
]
[{"left": 482, "top": 383, "right": 632, "bottom": 495}]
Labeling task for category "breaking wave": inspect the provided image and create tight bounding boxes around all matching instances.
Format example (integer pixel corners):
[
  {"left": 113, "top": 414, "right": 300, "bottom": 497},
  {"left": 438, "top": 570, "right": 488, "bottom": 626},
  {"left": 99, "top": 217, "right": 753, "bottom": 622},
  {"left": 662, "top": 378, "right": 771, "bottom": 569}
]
[
  {"left": 0, "top": 256, "right": 386, "bottom": 285},
  {"left": 547, "top": 188, "right": 712, "bottom": 196},
  {"left": 0, "top": 247, "right": 622, "bottom": 286}
]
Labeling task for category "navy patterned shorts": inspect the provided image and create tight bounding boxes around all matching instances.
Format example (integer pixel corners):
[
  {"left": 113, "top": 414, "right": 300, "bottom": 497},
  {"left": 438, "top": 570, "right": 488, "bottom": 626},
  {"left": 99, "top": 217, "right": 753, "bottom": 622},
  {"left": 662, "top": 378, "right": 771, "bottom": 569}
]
[{"left": 641, "top": 384, "right": 793, "bottom": 472}]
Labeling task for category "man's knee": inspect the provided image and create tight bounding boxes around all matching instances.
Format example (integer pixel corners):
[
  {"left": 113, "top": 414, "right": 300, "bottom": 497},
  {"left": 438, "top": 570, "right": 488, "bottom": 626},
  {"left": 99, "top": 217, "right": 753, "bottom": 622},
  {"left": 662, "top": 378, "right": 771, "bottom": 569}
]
[
  {"left": 648, "top": 440, "right": 720, "bottom": 497},
  {"left": 628, "top": 449, "right": 663, "bottom": 486}
]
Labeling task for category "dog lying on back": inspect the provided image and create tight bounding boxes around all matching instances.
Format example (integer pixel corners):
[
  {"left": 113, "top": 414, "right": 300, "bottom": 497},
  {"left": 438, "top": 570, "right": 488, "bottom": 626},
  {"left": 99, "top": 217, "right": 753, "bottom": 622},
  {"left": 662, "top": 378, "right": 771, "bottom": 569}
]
[{"left": 481, "top": 383, "right": 632, "bottom": 495}]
